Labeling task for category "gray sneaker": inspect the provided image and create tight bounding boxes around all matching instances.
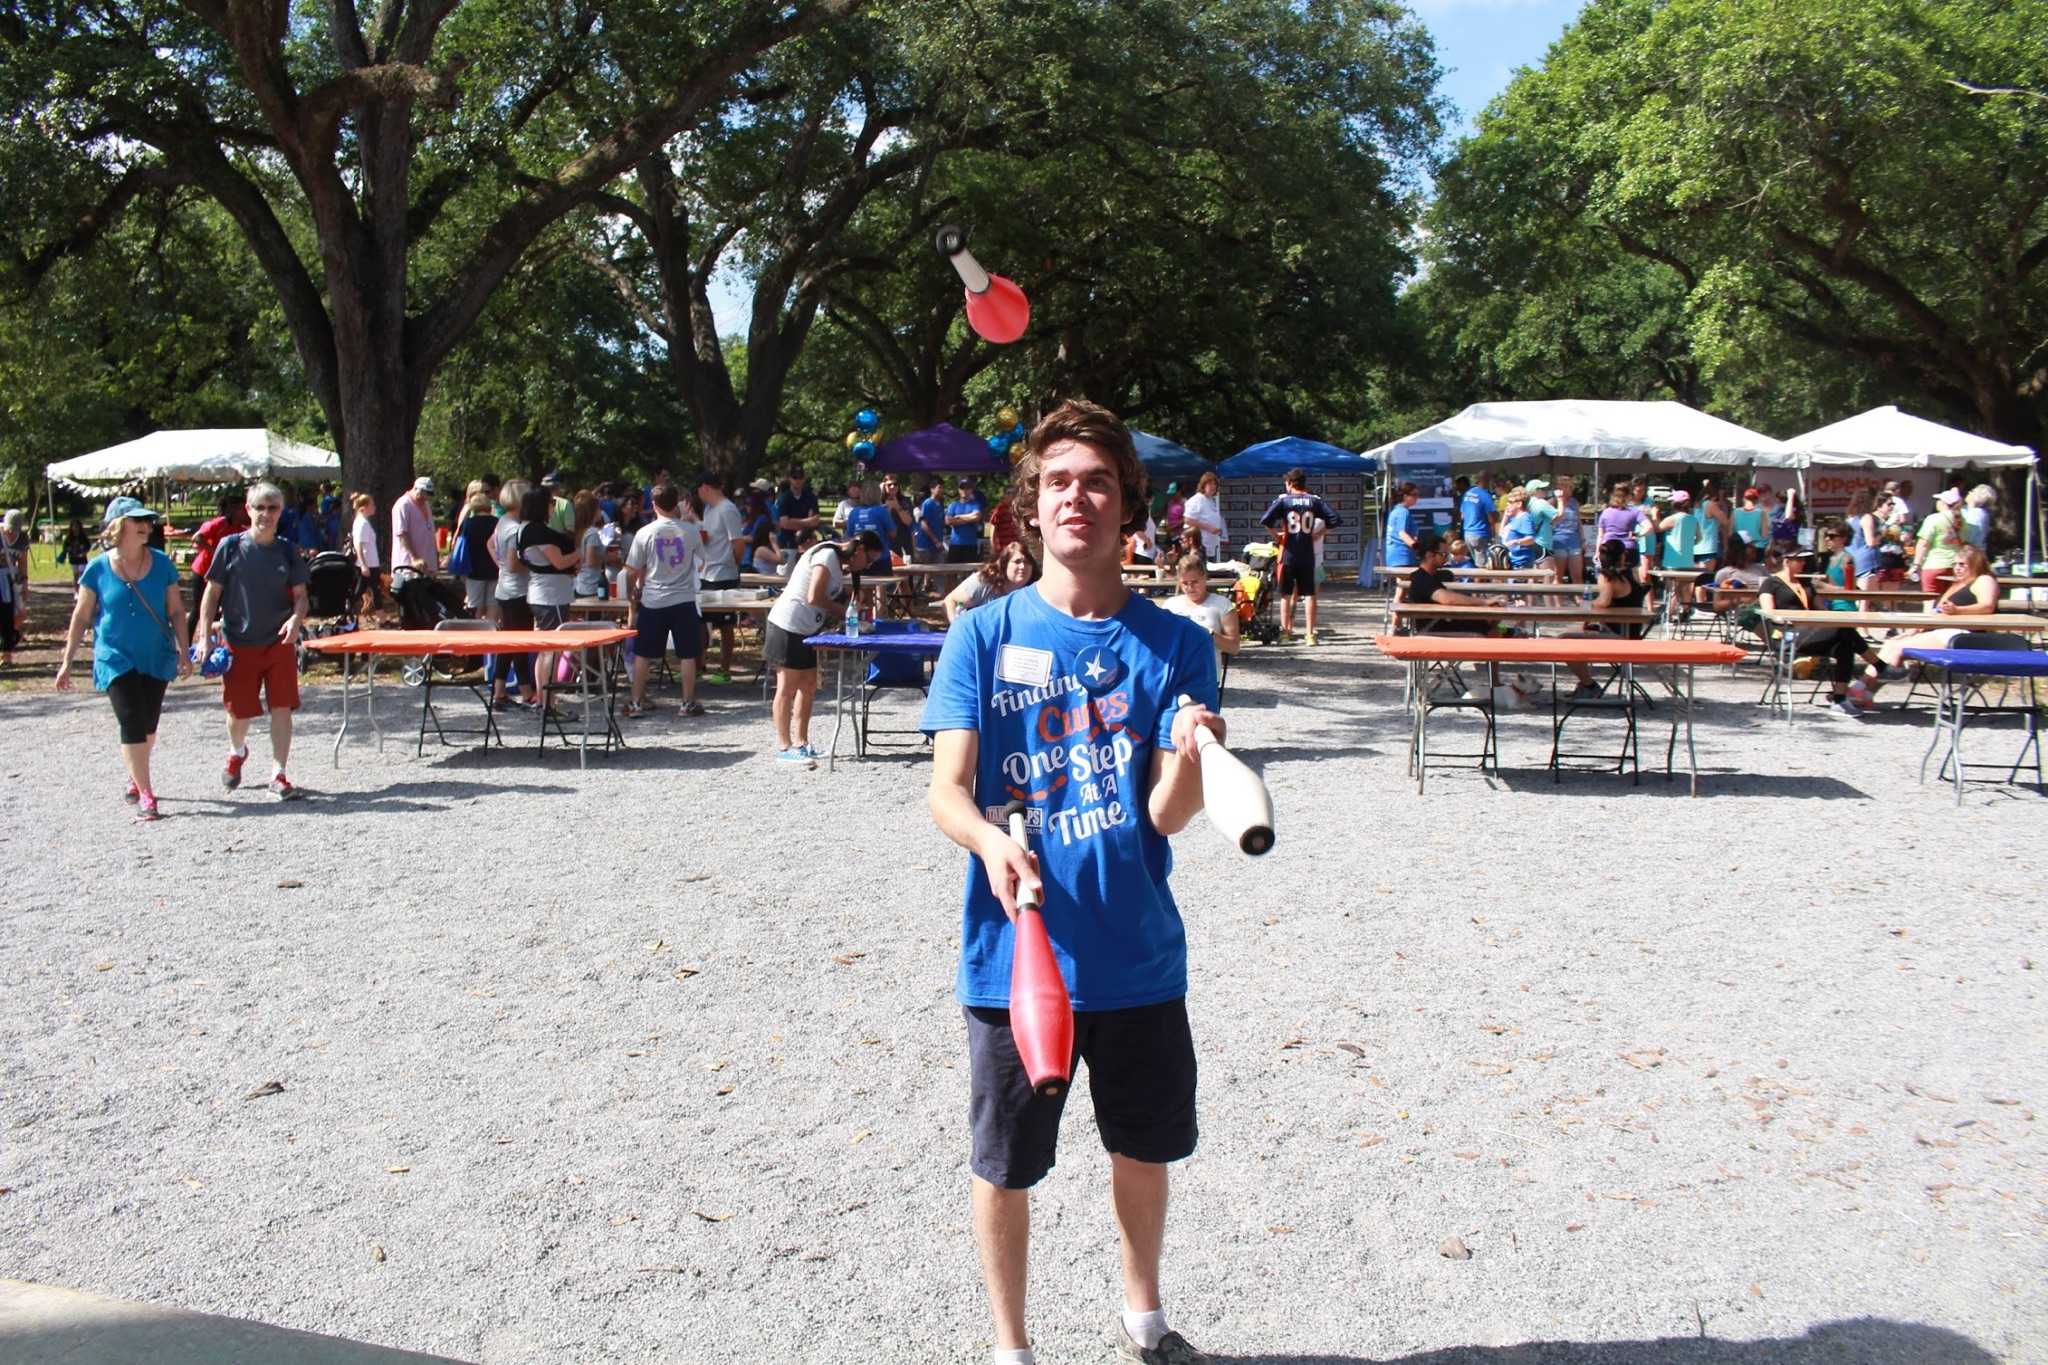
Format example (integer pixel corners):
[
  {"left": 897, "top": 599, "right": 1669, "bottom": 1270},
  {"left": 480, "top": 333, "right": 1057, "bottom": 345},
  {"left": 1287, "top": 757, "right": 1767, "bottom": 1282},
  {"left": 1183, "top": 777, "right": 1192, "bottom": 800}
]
[{"left": 1115, "top": 1320, "right": 1208, "bottom": 1364}]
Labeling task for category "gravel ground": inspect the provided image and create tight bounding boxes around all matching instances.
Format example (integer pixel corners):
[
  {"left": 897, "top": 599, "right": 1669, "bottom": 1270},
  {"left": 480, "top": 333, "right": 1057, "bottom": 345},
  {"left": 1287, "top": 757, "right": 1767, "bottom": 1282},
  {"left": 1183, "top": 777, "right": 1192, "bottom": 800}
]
[{"left": 2, "top": 589, "right": 2043, "bottom": 1365}]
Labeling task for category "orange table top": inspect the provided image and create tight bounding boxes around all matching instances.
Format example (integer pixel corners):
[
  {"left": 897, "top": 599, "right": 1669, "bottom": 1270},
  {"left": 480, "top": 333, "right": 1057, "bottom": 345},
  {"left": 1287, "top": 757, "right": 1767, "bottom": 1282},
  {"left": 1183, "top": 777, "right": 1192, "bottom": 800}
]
[
  {"left": 1374, "top": 635, "right": 1745, "bottom": 666},
  {"left": 304, "top": 628, "right": 632, "bottom": 656}
]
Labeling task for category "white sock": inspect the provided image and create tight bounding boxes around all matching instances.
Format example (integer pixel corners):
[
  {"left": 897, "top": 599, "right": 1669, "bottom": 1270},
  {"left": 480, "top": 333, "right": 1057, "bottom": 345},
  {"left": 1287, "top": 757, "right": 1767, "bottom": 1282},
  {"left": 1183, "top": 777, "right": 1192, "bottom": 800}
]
[
  {"left": 992, "top": 1348, "right": 1035, "bottom": 1365},
  {"left": 230, "top": 744, "right": 248, "bottom": 759},
  {"left": 271, "top": 763, "right": 286, "bottom": 780},
  {"left": 1123, "top": 1308, "right": 1169, "bottom": 1350}
]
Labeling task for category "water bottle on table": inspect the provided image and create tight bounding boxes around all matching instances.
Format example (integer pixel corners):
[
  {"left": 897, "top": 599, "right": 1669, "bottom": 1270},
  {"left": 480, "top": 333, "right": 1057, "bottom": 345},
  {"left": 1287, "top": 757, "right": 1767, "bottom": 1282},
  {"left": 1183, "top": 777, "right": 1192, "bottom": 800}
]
[{"left": 844, "top": 594, "right": 861, "bottom": 639}]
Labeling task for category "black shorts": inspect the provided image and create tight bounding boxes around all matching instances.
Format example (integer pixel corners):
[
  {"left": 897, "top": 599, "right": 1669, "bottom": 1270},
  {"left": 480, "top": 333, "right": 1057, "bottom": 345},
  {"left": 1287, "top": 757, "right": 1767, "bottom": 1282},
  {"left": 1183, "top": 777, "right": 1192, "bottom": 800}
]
[
  {"left": 1277, "top": 558, "right": 1317, "bottom": 597},
  {"left": 945, "top": 543, "right": 981, "bottom": 564},
  {"left": 635, "top": 601, "right": 703, "bottom": 660},
  {"left": 763, "top": 621, "right": 816, "bottom": 671},
  {"left": 965, "top": 997, "right": 1197, "bottom": 1189},
  {"left": 106, "top": 670, "right": 171, "bottom": 744}
]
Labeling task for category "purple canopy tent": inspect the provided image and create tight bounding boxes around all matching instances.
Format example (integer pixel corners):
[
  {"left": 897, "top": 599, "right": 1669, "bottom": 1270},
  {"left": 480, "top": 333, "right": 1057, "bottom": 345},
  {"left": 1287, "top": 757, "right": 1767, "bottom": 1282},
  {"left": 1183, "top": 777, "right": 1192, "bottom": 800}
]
[{"left": 867, "top": 422, "right": 1010, "bottom": 475}]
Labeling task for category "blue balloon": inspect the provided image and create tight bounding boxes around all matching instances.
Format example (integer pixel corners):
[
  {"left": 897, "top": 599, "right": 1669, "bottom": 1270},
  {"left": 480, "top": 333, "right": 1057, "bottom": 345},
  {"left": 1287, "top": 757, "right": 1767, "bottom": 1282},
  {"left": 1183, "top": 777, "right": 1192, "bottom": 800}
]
[
  {"left": 1011, "top": 421, "right": 1026, "bottom": 439},
  {"left": 852, "top": 439, "right": 877, "bottom": 462},
  {"left": 854, "top": 408, "right": 881, "bottom": 434},
  {"left": 988, "top": 434, "right": 1008, "bottom": 453}
]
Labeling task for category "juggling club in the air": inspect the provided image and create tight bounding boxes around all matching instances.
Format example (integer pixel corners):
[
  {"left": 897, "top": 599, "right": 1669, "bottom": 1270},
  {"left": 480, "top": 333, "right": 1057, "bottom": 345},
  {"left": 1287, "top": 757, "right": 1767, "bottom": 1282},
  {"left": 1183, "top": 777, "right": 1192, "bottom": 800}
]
[
  {"left": 1002, "top": 799, "right": 1073, "bottom": 1097},
  {"left": 935, "top": 224, "right": 1030, "bottom": 344}
]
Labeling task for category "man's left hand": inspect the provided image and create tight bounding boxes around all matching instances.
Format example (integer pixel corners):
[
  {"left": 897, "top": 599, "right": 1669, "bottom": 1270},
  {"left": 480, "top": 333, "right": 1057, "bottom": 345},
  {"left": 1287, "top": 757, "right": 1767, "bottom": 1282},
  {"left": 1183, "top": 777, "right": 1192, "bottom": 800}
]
[
  {"left": 278, "top": 617, "right": 303, "bottom": 645},
  {"left": 1170, "top": 700, "right": 1223, "bottom": 763}
]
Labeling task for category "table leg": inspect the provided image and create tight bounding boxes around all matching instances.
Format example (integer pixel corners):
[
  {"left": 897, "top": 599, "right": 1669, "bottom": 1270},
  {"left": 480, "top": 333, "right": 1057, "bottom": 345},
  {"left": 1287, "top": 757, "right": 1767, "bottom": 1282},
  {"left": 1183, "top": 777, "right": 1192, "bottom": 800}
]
[
  {"left": 577, "top": 646, "right": 590, "bottom": 770},
  {"left": 1916, "top": 680, "right": 1945, "bottom": 784},
  {"left": 1417, "top": 668, "right": 1429, "bottom": 796},
  {"left": 332, "top": 649, "right": 352, "bottom": 767},
  {"left": 369, "top": 655, "right": 385, "bottom": 752},
  {"left": 827, "top": 648, "right": 847, "bottom": 772},
  {"left": 1949, "top": 680, "right": 1966, "bottom": 806}
]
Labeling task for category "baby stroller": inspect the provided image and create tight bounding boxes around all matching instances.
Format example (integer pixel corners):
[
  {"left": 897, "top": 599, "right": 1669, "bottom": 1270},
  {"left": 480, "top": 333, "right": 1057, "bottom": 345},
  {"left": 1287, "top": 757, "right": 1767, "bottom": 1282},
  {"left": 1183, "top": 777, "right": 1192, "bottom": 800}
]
[
  {"left": 393, "top": 573, "right": 474, "bottom": 686},
  {"left": 1236, "top": 542, "right": 1282, "bottom": 645},
  {"left": 296, "top": 551, "right": 360, "bottom": 672}
]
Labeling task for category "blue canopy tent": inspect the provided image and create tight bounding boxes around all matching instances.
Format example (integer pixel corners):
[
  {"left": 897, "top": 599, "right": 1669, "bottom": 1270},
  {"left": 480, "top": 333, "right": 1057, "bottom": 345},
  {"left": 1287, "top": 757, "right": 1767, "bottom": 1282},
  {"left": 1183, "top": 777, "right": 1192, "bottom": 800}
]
[
  {"left": 1216, "top": 436, "right": 1379, "bottom": 479},
  {"left": 1218, "top": 437, "right": 1382, "bottom": 581},
  {"left": 1131, "top": 430, "right": 1213, "bottom": 482}
]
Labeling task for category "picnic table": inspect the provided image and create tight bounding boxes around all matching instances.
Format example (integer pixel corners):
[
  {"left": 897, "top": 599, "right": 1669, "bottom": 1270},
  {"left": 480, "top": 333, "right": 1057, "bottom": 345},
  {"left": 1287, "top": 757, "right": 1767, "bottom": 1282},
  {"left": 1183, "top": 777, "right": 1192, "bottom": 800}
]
[
  {"left": 1374, "top": 634, "right": 1744, "bottom": 796},
  {"left": 1757, "top": 606, "right": 2048, "bottom": 725},
  {"left": 804, "top": 628, "right": 949, "bottom": 771},
  {"left": 1389, "top": 602, "right": 1657, "bottom": 631},
  {"left": 1902, "top": 647, "right": 2047, "bottom": 805},
  {"left": 1382, "top": 565, "right": 1560, "bottom": 581},
  {"left": 305, "top": 627, "right": 633, "bottom": 769}
]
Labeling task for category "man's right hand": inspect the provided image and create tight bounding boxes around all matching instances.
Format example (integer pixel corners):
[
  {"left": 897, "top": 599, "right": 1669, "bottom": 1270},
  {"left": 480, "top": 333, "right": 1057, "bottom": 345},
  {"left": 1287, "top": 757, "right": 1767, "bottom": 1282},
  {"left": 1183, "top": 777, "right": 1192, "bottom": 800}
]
[{"left": 975, "top": 825, "right": 1041, "bottom": 924}]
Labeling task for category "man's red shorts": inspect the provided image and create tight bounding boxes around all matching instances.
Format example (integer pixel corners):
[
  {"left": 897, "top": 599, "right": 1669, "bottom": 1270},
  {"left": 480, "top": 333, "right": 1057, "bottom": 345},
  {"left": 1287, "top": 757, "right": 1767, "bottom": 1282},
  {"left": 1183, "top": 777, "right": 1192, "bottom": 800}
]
[{"left": 222, "top": 640, "right": 300, "bottom": 718}]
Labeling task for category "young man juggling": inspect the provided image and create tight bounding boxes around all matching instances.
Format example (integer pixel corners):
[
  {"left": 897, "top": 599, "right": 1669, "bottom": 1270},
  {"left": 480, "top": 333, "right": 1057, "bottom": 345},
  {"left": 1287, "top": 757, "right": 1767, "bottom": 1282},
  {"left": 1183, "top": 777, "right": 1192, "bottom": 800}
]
[{"left": 924, "top": 399, "right": 1224, "bottom": 1365}]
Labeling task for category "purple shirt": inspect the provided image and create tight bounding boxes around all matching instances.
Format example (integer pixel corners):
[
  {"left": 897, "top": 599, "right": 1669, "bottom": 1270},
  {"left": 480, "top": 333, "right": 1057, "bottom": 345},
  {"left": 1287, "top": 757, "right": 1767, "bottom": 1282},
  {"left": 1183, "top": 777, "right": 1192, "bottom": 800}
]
[{"left": 1596, "top": 505, "right": 1638, "bottom": 546}]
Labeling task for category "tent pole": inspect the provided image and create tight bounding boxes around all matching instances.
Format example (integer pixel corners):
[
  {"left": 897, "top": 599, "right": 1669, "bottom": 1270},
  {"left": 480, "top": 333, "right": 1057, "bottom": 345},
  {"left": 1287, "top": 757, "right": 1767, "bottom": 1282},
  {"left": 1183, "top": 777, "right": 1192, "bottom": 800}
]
[{"left": 2026, "top": 463, "right": 2038, "bottom": 570}]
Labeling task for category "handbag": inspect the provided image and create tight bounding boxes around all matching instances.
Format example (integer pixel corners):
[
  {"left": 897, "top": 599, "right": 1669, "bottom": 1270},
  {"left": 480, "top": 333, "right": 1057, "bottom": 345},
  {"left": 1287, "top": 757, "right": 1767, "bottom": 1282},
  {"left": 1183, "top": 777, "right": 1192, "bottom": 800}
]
[{"left": 447, "top": 519, "right": 474, "bottom": 577}]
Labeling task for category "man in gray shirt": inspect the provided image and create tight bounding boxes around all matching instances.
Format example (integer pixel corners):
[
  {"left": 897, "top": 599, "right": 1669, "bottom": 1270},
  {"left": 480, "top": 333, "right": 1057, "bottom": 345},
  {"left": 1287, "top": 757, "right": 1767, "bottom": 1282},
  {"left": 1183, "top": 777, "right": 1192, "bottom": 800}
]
[{"left": 196, "top": 481, "right": 311, "bottom": 800}]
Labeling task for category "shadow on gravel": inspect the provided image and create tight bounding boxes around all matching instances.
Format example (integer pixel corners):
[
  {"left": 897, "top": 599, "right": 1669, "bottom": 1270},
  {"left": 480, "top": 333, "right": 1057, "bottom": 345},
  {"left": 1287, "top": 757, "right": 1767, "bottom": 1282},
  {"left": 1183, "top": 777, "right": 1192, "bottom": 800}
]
[
  {"left": 167, "top": 779, "right": 574, "bottom": 816},
  {"left": 1209, "top": 1314, "right": 1995, "bottom": 1364},
  {"left": 1481, "top": 768, "right": 1869, "bottom": 800}
]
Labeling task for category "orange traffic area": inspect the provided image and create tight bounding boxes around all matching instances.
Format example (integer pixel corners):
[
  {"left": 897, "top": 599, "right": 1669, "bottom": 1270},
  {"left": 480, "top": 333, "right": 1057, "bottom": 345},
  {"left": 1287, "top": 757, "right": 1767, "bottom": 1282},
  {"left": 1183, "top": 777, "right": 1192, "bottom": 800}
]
[
  {"left": 303, "top": 628, "right": 633, "bottom": 657},
  {"left": 1372, "top": 635, "right": 1746, "bottom": 666}
]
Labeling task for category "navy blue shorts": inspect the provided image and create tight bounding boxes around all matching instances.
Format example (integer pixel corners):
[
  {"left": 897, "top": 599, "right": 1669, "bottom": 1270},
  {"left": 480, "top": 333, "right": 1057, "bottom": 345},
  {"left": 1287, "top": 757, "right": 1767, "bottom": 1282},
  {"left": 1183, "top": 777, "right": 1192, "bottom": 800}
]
[
  {"left": 635, "top": 601, "right": 703, "bottom": 660},
  {"left": 1277, "top": 558, "right": 1316, "bottom": 597},
  {"left": 964, "top": 997, "right": 1197, "bottom": 1190}
]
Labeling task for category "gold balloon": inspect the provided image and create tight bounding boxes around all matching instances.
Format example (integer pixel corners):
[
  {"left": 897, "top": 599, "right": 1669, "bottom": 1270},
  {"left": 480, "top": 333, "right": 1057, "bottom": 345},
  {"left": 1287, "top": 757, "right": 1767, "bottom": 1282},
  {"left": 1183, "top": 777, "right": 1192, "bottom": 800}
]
[
  {"left": 997, "top": 407, "right": 1020, "bottom": 428},
  {"left": 845, "top": 431, "right": 858, "bottom": 448}
]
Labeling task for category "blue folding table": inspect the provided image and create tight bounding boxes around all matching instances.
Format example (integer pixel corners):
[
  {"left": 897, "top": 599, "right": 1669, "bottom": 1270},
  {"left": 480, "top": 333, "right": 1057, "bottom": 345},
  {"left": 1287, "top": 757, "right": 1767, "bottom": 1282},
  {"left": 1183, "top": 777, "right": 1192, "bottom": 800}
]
[{"left": 1901, "top": 647, "right": 2047, "bottom": 804}]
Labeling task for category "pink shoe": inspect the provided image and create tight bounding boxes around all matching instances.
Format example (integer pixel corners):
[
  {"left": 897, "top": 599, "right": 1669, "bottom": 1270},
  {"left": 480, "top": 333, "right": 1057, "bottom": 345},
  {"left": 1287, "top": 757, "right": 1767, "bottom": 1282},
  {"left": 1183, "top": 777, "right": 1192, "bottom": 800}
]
[{"left": 135, "top": 792, "right": 160, "bottom": 822}]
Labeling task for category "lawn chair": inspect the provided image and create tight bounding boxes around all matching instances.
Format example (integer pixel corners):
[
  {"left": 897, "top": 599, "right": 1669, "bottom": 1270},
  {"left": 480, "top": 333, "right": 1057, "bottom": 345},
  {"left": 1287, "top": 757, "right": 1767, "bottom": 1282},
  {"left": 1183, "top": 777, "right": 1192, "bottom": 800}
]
[{"left": 417, "top": 619, "right": 501, "bottom": 754}]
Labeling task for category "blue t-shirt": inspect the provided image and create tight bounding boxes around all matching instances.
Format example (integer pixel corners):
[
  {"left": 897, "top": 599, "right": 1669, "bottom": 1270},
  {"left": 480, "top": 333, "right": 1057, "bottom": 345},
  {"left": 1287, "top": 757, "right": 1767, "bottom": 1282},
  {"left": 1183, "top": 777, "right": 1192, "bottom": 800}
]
[
  {"left": 841, "top": 502, "right": 897, "bottom": 569},
  {"left": 921, "top": 586, "right": 1219, "bottom": 1011},
  {"left": 1550, "top": 499, "right": 1582, "bottom": 550},
  {"left": 915, "top": 496, "right": 946, "bottom": 554},
  {"left": 1528, "top": 500, "right": 1557, "bottom": 552},
  {"left": 1461, "top": 487, "right": 1496, "bottom": 540},
  {"left": 1504, "top": 511, "right": 1541, "bottom": 568},
  {"left": 946, "top": 497, "right": 984, "bottom": 548},
  {"left": 80, "top": 550, "right": 181, "bottom": 689},
  {"left": 1383, "top": 504, "right": 1417, "bottom": 568},
  {"left": 1663, "top": 511, "right": 1699, "bottom": 568}
]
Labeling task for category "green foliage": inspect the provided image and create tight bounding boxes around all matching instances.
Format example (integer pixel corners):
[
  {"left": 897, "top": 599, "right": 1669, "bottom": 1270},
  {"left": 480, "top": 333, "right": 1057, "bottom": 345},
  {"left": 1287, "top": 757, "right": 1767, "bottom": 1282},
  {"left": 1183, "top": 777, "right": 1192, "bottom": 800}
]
[{"left": 1415, "top": 0, "right": 2048, "bottom": 445}]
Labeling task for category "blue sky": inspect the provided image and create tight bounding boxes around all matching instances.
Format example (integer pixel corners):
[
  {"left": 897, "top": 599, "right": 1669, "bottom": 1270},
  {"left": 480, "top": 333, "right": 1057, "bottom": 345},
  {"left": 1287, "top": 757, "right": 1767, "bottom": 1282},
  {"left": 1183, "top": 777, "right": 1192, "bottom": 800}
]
[
  {"left": 707, "top": 0, "right": 1585, "bottom": 334},
  {"left": 1416, "top": 0, "right": 1585, "bottom": 137}
]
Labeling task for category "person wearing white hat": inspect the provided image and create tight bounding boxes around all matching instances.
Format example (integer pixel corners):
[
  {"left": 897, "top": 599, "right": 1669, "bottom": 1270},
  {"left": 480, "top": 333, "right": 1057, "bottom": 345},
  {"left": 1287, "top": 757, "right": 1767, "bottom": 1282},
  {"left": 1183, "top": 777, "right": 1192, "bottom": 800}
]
[
  {"left": 1912, "top": 487, "right": 1968, "bottom": 594},
  {"left": 392, "top": 476, "right": 439, "bottom": 581},
  {"left": 1656, "top": 489, "right": 1701, "bottom": 614},
  {"left": 54, "top": 497, "right": 193, "bottom": 820}
]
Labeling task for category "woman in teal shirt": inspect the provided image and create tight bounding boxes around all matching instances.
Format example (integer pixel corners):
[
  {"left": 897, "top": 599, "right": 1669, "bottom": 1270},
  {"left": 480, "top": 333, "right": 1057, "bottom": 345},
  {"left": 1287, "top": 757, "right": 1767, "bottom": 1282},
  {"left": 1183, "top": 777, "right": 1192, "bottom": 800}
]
[
  {"left": 54, "top": 497, "right": 191, "bottom": 821},
  {"left": 1659, "top": 490, "right": 1701, "bottom": 613}
]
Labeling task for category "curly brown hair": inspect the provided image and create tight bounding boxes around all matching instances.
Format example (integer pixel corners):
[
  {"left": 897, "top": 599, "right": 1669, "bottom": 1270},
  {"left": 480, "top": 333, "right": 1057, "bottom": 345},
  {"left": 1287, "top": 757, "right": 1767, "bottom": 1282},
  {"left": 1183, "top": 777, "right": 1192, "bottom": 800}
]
[{"left": 1005, "top": 398, "right": 1150, "bottom": 556}]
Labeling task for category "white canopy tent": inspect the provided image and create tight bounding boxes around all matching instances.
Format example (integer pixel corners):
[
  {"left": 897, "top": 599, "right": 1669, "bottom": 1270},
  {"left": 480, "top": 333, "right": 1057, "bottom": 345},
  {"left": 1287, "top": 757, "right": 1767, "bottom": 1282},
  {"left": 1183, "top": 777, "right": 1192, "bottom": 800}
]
[
  {"left": 1784, "top": 405, "right": 2039, "bottom": 567},
  {"left": 45, "top": 428, "right": 340, "bottom": 492},
  {"left": 1361, "top": 400, "right": 1800, "bottom": 470}
]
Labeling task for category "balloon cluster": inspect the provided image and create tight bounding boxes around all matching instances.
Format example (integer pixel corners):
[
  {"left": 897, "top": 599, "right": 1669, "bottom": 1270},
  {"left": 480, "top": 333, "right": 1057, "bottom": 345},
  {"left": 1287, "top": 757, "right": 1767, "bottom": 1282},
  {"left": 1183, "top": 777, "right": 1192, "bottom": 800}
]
[
  {"left": 987, "top": 406, "right": 1028, "bottom": 462},
  {"left": 844, "top": 407, "right": 882, "bottom": 464}
]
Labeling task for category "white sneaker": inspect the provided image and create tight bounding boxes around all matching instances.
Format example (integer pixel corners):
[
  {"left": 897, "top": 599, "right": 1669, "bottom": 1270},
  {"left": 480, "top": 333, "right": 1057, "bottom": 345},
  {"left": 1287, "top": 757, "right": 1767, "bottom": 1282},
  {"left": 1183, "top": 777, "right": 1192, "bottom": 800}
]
[{"left": 1830, "top": 699, "right": 1866, "bottom": 719}]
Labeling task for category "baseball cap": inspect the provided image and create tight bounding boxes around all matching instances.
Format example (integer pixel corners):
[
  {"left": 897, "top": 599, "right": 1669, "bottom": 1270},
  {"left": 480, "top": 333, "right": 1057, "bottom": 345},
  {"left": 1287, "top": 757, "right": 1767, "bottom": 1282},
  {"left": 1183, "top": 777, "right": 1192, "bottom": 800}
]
[
  {"left": 1523, "top": 478, "right": 1549, "bottom": 494},
  {"left": 1938, "top": 487, "right": 1962, "bottom": 506},
  {"left": 540, "top": 471, "right": 561, "bottom": 487},
  {"left": 1781, "top": 539, "right": 1819, "bottom": 561},
  {"left": 1670, "top": 489, "right": 1692, "bottom": 504},
  {"left": 748, "top": 477, "right": 774, "bottom": 493},
  {"left": 102, "top": 495, "right": 161, "bottom": 526},
  {"left": 412, "top": 476, "right": 435, "bottom": 493}
]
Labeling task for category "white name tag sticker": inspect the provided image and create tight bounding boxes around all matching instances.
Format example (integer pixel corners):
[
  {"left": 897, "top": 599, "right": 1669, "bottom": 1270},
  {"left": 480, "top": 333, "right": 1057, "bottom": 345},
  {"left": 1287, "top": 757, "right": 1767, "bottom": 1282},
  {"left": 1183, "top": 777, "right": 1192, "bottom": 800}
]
[{"left": 996, "top": 645, "right": 1054, "bottom": 689}]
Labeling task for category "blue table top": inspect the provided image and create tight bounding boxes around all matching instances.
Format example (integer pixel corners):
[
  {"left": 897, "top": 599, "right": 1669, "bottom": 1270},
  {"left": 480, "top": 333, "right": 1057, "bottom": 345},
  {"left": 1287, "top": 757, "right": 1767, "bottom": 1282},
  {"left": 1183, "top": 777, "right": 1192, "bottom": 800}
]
[
  {"left": 1902, "top": 647, "right": 2048, "bottom": 677},
  {"left": 805, "top": 631, "right": 949, "bottom": 654}
]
